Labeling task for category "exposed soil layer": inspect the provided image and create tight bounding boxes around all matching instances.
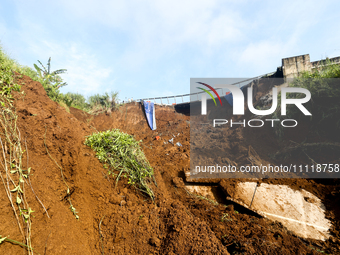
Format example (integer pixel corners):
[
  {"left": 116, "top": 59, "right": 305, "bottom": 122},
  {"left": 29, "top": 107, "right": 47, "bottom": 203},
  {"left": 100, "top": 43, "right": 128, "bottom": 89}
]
[{"left": 0, "top": 74, "right": 339, "bottom": 254}]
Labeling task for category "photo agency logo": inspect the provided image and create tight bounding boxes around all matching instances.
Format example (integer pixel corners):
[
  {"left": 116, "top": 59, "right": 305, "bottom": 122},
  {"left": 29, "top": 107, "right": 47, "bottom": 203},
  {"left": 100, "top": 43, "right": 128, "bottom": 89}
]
[
  {"left": 197, "top": 82, "right": 312, "bottom": 128},
  {"left": 196, "top": 82, "right": 223, "bottom": 110}
]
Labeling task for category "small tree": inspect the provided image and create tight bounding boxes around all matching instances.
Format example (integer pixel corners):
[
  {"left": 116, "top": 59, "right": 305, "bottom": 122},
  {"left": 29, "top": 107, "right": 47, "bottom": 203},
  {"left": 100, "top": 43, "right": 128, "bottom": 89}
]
[{"left": 34, "top": 57, "right": 67, "bottom": 101}]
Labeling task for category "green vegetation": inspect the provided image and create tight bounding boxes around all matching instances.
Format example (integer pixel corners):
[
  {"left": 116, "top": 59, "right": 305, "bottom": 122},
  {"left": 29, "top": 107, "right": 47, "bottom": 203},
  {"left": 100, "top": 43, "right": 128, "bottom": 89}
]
[
  {"left": 185, "top": 188, "right": 219, "bottom": 205},
  {"left": 302, "top": 58, "right": 340, "bottom": 78},
  {"left": 271, "top": 61, "right": 340, "bottom": 138},
  {"left": 85, "top": 129, "right": 156, "bottom": 199},
  {"left": 0, "top": 46, "right": 37, "bottom": 83},
  {"left": 268, "top": 60, "right": 340, "bottom": 164},
  {"left": 64, "top": 92, "right": 87, "bottom": 109},
  {"left": 0, "top": 46, "right": 34, "bottom": 254},
  {"left": 221, "top": 213, "right": 232, "bottom": 222},
  {"left": 0, "top": 235, "right": 35, "bottom": 251},
  {"left": 1, "top": 47, "right": 120, "bottom": 115},
  {"left": 31, "top": 58, "right": 120, "bottom": 114},
  {"left": 87, "top": 91, "right": 119, "bottom": 114},
  {"left": 0, "top": 45, "right": 82, "bottom": 253},
  {"left": 53, "top": 91, "right": 120, "bottom": 114},
  {"left": 33, "top": 57, "right": 67, "bottom": 101}
]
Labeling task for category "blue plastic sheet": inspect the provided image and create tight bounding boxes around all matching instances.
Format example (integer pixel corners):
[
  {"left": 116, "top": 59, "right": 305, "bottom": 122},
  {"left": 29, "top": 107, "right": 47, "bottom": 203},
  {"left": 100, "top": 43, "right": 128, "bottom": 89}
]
[
  {"left": 224, "top": 85, "right": 248, "bottom": 106},
  {"left": 144, "top": 101, "right": 156, "bottom": 130}
]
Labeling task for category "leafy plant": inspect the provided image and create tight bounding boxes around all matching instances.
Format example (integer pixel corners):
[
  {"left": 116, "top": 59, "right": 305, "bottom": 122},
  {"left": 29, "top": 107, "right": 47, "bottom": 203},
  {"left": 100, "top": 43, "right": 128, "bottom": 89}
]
[
  {"left": 31, "top": 58, "right": 120, "bottom": 114},
  {"left": 85, "top": 129, "right": 156, "bottom": 199},
  {"left": 0, "top": 46, "right": 35, "bottom": 254},
  {"left": 33, "top": 57, "right": 67, "bottom": 102},
  {"left": 221, "top": 213, "right": 232, "bottom": 222},
  {"left": 34, "top": 57, "right": 67, "bottom": 88},
  {"left": 64, "top": 92, "right": 87, "bottom": 109},
  {"left": 18, "top": 55, "right": 121, "bottom": 114}
]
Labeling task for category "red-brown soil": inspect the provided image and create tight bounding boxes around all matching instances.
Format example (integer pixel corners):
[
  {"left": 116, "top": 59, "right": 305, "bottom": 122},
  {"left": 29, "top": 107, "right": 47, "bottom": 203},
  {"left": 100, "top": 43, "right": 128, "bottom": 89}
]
[{"left": 0, "top": 74, "right": 339, "bottom": 254}]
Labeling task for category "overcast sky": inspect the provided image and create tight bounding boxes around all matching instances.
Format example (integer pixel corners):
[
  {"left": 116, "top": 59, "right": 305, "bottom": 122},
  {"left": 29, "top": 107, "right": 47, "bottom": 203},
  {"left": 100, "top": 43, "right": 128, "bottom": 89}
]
[{"left": 1, "top": 0, "right": 339, "bottom": 102}]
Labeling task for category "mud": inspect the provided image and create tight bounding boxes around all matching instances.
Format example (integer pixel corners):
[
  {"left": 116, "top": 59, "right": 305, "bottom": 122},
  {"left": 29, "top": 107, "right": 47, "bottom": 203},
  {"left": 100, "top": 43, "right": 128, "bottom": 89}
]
[{"left": 0, "top": 74, "right": 339, "bottom": 254}]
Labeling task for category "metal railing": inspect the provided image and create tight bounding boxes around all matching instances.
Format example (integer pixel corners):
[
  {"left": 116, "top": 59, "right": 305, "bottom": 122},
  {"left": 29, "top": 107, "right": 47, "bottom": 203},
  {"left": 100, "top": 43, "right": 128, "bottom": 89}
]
[{"left": 136, "top": 72, "right": 275, "bottom": 105}]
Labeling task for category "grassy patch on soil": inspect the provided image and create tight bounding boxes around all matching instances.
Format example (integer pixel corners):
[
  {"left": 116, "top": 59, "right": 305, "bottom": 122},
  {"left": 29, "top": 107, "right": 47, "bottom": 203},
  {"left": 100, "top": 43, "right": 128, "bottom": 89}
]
[{"left": 85, "top": 129, "right": 156, "bottom": 199}]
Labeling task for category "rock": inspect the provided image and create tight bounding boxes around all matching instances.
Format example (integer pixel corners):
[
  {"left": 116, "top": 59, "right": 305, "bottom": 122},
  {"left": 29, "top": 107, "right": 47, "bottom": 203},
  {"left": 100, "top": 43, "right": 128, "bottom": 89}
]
[{"left": 149, "top": 236, "right": 161, "bottom": 247}]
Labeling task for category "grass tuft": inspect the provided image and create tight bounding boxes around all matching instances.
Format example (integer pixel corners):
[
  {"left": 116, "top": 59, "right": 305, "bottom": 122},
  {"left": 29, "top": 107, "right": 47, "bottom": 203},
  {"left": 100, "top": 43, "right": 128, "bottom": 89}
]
[{"left": 85, "top": 129, "right": 156, "bottom": 199}]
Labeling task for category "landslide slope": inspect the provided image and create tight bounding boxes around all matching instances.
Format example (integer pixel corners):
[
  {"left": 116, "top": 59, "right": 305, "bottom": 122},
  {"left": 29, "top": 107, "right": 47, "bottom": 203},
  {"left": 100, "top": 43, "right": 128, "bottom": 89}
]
[
  {"left": 0, "top": 74, "right": 230, "bottom": 254},
  {"left": 1, "top": 73, "right": 339, "bottom": 255}
]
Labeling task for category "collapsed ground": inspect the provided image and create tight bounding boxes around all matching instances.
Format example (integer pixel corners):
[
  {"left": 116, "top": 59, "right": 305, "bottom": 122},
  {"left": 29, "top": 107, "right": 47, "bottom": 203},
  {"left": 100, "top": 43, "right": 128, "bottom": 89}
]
[{"left": 0, "top": 74, "right": 339, "bottom": 254}]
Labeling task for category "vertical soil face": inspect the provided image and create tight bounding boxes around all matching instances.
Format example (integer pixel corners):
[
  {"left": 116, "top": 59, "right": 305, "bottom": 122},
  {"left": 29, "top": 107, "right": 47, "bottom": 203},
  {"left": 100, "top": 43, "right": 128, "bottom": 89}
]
[{"left": 0, "top": 74, "right": 339, "bottom": 254}]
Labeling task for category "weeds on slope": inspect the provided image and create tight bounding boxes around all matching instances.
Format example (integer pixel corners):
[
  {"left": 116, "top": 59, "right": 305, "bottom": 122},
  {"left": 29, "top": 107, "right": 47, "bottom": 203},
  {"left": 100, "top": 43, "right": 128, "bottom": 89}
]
[
  {"left": 271, "top": 61, "right": 340, "bottom": 139},
  {"left": 0, "top": 46, "right": 35, "bottom": 254},
  {"left": 0, "top": 50, "right": 121, "bottom": 115},
  {"left": 32, "top": 58, "right": 120, "bottom": 114},
  {"left": 85, "top": 129, "right": 156, "bottom": 199}
]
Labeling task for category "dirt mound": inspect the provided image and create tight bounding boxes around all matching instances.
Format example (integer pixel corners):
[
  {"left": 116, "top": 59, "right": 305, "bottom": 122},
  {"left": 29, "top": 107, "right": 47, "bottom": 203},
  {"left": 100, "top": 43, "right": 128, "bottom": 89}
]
[
  {"left": 0, "top": 74, "right": 339, "bottom": 254},
  {"left": 0, "top": 74, "right": 115, "bottom": 254},
  {"left": 0, "top": 74, "right": 228, "bottom": 254}
]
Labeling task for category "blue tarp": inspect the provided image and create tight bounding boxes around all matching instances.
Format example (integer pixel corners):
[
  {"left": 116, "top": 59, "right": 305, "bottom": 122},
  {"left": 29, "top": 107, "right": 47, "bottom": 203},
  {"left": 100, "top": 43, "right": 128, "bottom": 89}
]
[
  {"left": 225, "top": 92, "right": 233, "bottom": 106},
  {"left": 144, "top": 101, "right": 156, "bottom": 130},
  {"left": 224, "top": 85, "right": 248, "bottom": 106}
]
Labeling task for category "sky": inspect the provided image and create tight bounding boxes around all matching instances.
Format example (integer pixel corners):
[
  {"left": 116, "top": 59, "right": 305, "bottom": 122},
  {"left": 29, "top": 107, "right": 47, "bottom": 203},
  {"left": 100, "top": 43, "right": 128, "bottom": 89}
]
[{"left": 0, "top": 0, "right": 339, "bottom": 103}]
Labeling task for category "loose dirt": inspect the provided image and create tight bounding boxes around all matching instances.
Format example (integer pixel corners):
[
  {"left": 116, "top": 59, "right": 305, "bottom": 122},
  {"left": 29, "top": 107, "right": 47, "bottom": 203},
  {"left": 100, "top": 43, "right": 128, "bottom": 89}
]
[{"left": 0, "top": 74, "right": 339, "bottom": 254}]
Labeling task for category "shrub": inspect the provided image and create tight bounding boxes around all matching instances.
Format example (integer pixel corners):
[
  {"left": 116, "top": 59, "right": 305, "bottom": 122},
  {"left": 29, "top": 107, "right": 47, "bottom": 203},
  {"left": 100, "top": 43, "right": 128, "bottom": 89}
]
[
  {"left": 66, "top": 93, "right": 87, "bottom": 109},
  {"left": 87, "top": 91, "right": 119, "bottom": 114},
  {"left": 85, "top": 129, "right": 156, "bottom": 199},
  {"left": 271, "top": 62, "right": 340, "bottom": 138}
]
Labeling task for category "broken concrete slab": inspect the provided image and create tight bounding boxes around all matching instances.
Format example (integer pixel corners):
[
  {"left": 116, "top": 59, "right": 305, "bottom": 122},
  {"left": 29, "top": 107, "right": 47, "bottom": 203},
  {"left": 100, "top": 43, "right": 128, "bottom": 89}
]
[{"left": 227, "top": 182, "right": 331, "bottom": 241}]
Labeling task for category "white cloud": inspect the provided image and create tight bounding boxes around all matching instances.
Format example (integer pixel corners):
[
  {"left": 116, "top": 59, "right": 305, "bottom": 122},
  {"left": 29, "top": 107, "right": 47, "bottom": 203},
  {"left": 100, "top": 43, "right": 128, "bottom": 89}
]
[
  {"left": 20, "top": 37, "right": 113, "bottom": 96},
  {"left": 236, "top": 0, "right": 332, "bottom": 75},
  {"left": 58, "top": 0, "right": 245, "bottom": 65},
  {"left": 238, "top": 40, "right": 291, "bottom": 72},
  {"left": 59, "top": 44, "right": 113, "bottom": 96},
  {"left": 3, "top": 0, "right": 340, "bottom": 100}
]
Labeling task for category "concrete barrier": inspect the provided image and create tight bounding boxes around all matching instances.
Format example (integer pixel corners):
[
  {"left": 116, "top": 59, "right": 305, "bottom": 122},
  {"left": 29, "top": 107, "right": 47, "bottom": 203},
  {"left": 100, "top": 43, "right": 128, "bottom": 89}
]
[
  {"left": 282, "top": 54, "right": 340, "bottom": 78},
  {"left": 282, "top": 54, "right": 312, "bottom": 78}
]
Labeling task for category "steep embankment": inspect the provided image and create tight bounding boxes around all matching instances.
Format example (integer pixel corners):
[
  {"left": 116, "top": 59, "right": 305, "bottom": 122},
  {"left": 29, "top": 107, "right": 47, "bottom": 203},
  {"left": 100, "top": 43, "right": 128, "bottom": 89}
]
[
  {"left": 0, "top": 73, "right": 115, "bottom": 254},
  {"left": 0, "top": 74, "right": 230, "bottom": 254},
  {"left": 1, "top": 73, "right": 339, "bottom": 254}
]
